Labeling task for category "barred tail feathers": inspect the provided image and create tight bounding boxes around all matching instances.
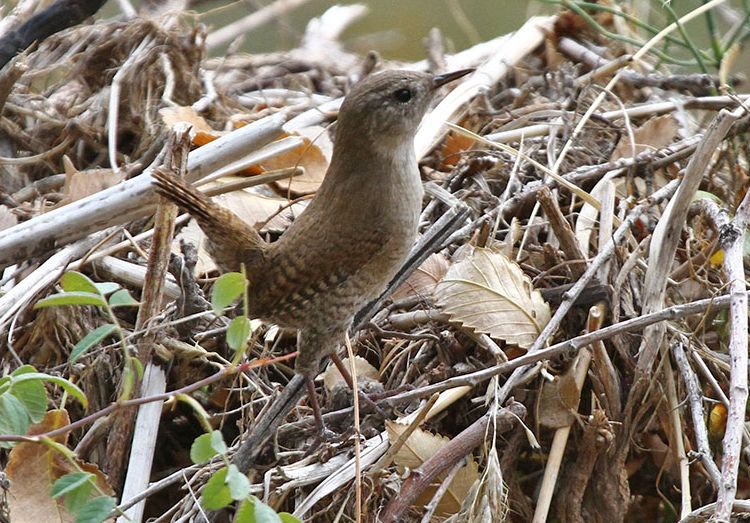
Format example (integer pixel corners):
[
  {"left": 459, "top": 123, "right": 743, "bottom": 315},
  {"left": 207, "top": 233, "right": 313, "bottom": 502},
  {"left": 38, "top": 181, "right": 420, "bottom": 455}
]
[
  {"left": 151, "top": 169, "right": 217, "bottom": 223},
  {"left": 151, "top": 170, "right": 268, "bottom": 271}
]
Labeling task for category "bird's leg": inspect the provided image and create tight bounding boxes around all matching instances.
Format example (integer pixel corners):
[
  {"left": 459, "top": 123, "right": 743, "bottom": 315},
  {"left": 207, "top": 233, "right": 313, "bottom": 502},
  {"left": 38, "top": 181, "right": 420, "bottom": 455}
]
[
  {"left": 330, "top": 352, "right": 387, "bottom": 418},
  {"left": 305, "top": 377, "right": 336, "bottom": 440}
]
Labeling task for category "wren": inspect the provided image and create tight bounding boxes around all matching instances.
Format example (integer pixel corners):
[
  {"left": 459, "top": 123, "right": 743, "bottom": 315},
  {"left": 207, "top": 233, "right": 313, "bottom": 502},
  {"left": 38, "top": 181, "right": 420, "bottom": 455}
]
[{"left": 152, "top": 68, "right": 472, "bottom": 466}]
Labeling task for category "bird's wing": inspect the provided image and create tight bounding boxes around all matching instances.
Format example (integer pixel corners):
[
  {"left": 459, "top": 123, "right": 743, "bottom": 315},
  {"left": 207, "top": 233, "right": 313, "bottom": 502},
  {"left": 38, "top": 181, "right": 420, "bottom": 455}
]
[{"left": 250, "top": 226, "right": 395, "bottom": 322}]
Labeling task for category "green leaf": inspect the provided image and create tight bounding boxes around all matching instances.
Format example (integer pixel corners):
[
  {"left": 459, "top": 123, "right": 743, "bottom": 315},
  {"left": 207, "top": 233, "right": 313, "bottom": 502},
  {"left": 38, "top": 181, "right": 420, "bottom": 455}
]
[
  {"left": 94, "top": 282, "right": 120, "bottom": 296},
  {"left": 211, "top": 429, "right": 228, "bottom": 455},
  {"left": 202, "top": 466, "right": 232, "bottom": 510},
  {"left": 108, "top": 289, "right": 139, "bottom": 308},
  {"left": 190, "top": 432, "right": 219, "bottom": 464},
  {"left": 0, "top": 393, "right": 30, "bottom": 443},
  {"left": 235, "top": 499, "right": 255, "bottom": 523},
  {"left": 211, "top": 272, "right": 246, "bottom": 315},
  {"left": 0, "top": 375, "right": 10, "bottom": 394},
  {"left": 226, "top": 464, "right": 251, "bottom": 500},
  {"left": 52, "top": 472, "right": 94, "bottom": 498},
  {"left": 10, "top": 364, "right": 37, "bottom": 377},
  {"left": 70, "top": 324, "right": 118, "bottom": 363},
  {"left": 52, "top": 472, "right": 94, "bottom": 513},
  {"left": 64, "top": 480, "right": 94, "bottom": 513},
  {"left": 236, "top": 496, "right": 292, "bottom": 523},
  {"left": 75, "top": 496, "right": 116, "bottom": 523},
  {"left": 12, "top": 373, "right": 88, "bottom": 409},
  {"left": 10, "top": 366, "right": 47, "bottom": 423},
  {"left": 119, "top": 364, "right": 136, "bottom": 400},
  {"left": 226, "top": 316, "right": 251, "bottom": 352},
  {"left": 692, "top": 190, "right": 724, "bottom": 205},
  {"left": 34, "top": 292, "right": 107, "bottom": 309},
  {"left": 61, "top": 272, "right": 99, "bottom": 294}
]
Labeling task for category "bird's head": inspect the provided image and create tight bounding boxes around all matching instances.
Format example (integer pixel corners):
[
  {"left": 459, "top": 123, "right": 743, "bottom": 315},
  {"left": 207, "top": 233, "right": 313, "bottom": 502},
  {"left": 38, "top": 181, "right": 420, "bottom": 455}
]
[{"left": 336, "top": 68, "right": 473, "bottom": 141}]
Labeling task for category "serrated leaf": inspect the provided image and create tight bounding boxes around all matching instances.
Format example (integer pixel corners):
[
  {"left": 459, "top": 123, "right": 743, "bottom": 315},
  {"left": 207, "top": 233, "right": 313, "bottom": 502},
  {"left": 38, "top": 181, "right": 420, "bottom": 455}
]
[
  {"left": 435, "top": 247, "right": 550, "bottom": 349},
  {"left": 61, "top": 271, "right": 99, "bottom": 294},
  {"left": 227, "top": 316, "right": 251, "bottom": 351},
  {"left": 6, "top": 410, "right": 114, "bottom": 520},
  {"left": 70, "top": 324, "right": 118, "bottom": 363},
  {"left": 108, "top": 289, "right": 139, "bottom": 308},
  {"left": 226, "top": 464, "right": 251, "bottom": 500},
  {"left": 279, "top": 513, "right": 302, "bottom": 523},
  {"left": 12, "top": 373, "right": 88, "bottom": 409},
  {"left": 75, "top": 496, "right": 115, "bottom": 523},
  {"left": 10, "top": 366, "right": 47, "bottom": 423},
  {"left": 190, "top": 432, "right": 219, "bottom": 464},
  {"left": 202, "top": 466, "right": 233, "bottom": 510},
  {"left": 211, "top": 272, "right": 246, "bottom": 315},
  {"left": 34, "top": 291, "right": 107, "bottom": 309}
]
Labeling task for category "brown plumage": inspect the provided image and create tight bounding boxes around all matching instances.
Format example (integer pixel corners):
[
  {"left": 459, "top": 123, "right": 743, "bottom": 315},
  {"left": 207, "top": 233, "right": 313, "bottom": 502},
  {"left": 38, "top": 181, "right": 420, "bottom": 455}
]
[
  {"left": 153, "top": 69, "right": 472, "bottom": 476},
  {"left": 153, "top": 68, "right": 472, "bottom": 378}
]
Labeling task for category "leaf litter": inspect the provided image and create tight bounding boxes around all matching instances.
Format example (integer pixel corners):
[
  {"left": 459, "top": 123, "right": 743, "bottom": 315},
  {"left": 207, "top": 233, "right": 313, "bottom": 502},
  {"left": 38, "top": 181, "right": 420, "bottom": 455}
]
[{"left": 0, "top": 3, "right": 749, "bottom": 522}]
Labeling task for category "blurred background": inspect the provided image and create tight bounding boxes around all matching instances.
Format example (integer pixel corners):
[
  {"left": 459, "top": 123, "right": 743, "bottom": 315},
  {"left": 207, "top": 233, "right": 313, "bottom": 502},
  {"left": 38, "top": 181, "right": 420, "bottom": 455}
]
[
  {"left": 198, "top": 0, "right": 541, "bottom": 60},
  {"left": 188, "top": 0, "right": 750, "bottom": 75}
]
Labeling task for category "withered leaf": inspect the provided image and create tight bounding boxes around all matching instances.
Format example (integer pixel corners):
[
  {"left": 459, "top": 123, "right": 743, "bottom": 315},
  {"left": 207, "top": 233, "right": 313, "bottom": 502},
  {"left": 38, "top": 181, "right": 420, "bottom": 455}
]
[
  {"left": 435, "top": 247, "right": 550, "bottom": 349},
  {"left": 538, "top": 371, "right": 581, "bottom": 429},
  {"left": 323, "top": 355, "right": 379, "bottom": 392},
  {"left": 391, "top": 253, "right": 450, "bottom": 301},
  {"left": 386, "top": 421, "right": 479, "bottom": 516},
  {"left": 6, "top": 410, "right": 113, "bottom": 523},
  {"left": 266, "top": 126, "right": 332, "bottom": 196}
]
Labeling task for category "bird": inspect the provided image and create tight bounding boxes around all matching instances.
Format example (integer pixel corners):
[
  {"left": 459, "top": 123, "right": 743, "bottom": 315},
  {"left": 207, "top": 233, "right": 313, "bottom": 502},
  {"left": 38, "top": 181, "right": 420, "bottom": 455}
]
[{"left": 151, "top": 67, "right": 473, "bottom": 472}]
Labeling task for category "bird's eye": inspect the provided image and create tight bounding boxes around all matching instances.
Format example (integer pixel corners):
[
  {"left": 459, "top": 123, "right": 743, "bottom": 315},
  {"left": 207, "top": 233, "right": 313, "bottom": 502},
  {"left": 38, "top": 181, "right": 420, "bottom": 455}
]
[{"left": 393, "top": 88, "right": 412, "bottom": 103}]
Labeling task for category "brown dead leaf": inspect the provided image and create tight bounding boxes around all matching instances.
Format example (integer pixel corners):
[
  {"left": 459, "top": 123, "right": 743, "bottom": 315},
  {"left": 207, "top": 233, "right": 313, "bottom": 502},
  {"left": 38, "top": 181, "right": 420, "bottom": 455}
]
[
  {"left": 612, "top": 115, "right": 678, "bottom": 160},
  {"left": 537, "top": 371, "right": 581, "bottom": 429},
  {"left": 391, "top": 253, "right": 450, "bottom": 301},
  {"left": 439, "top": 131, "right": 476, "bottom": 169},
  {"left": 159, "top": 106, "right": 220, "bottom": 146},
  {"left": 60, "top": 156, "right": 125, "bottom": 205},
  {"left": 6, "top": 410, "right": 113, "bottom": 523},
  {"left": 613, "top": 115, "right": 678, "bottom": 197},
  {"left": 435, "top": 247, "right": 551, "bottom": 349},
  {"left": 0, "top": 205, "right": 18, "bottom": 232},
  {"left": 266, "top": 126, "right": 332, "bottom": 197},
  {"left": 323, "top": 356, "right": 379, "bottom": 392},
  {"left": 386, "top": 421, "right": 479, "bottom": 516}
]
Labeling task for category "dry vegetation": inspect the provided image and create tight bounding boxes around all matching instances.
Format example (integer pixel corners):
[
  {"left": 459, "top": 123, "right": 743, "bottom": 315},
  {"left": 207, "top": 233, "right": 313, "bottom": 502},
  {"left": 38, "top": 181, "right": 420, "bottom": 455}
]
[{"left": 1, "top": 1, "right": 750, "bottom": 522}]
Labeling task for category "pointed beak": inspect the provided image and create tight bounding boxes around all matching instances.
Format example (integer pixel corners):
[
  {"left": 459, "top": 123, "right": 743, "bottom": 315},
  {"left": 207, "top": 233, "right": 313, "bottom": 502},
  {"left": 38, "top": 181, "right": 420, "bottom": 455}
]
[{"left": 432, "top": 68, "right": 474, "bottom": 88}]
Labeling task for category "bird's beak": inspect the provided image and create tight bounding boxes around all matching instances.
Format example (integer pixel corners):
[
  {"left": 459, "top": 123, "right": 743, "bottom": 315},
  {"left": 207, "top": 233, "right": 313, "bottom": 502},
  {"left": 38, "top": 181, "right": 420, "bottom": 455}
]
[{"left": 432, "top": 68, "right": 474, "bottom": 88}]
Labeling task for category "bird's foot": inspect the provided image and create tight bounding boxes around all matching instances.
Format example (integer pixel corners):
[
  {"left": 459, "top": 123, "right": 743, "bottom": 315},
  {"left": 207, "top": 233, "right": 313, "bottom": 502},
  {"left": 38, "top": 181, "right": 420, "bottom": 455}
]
[{"left": 305, "top": 377, "right": 336, "bottom": 439}]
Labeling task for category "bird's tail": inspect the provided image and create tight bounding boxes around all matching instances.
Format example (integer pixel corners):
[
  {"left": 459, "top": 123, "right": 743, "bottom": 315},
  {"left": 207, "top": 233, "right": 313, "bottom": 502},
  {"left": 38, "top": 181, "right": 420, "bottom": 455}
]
[{"left": 151, "top": 169, "right": 267, "bottom": 272}]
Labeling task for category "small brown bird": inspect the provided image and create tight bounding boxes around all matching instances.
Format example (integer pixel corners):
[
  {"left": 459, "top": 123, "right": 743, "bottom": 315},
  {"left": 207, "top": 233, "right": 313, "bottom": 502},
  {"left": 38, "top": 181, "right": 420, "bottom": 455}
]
[{"left": 152, "top": 68, "right": 472, "bottom": 468}]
